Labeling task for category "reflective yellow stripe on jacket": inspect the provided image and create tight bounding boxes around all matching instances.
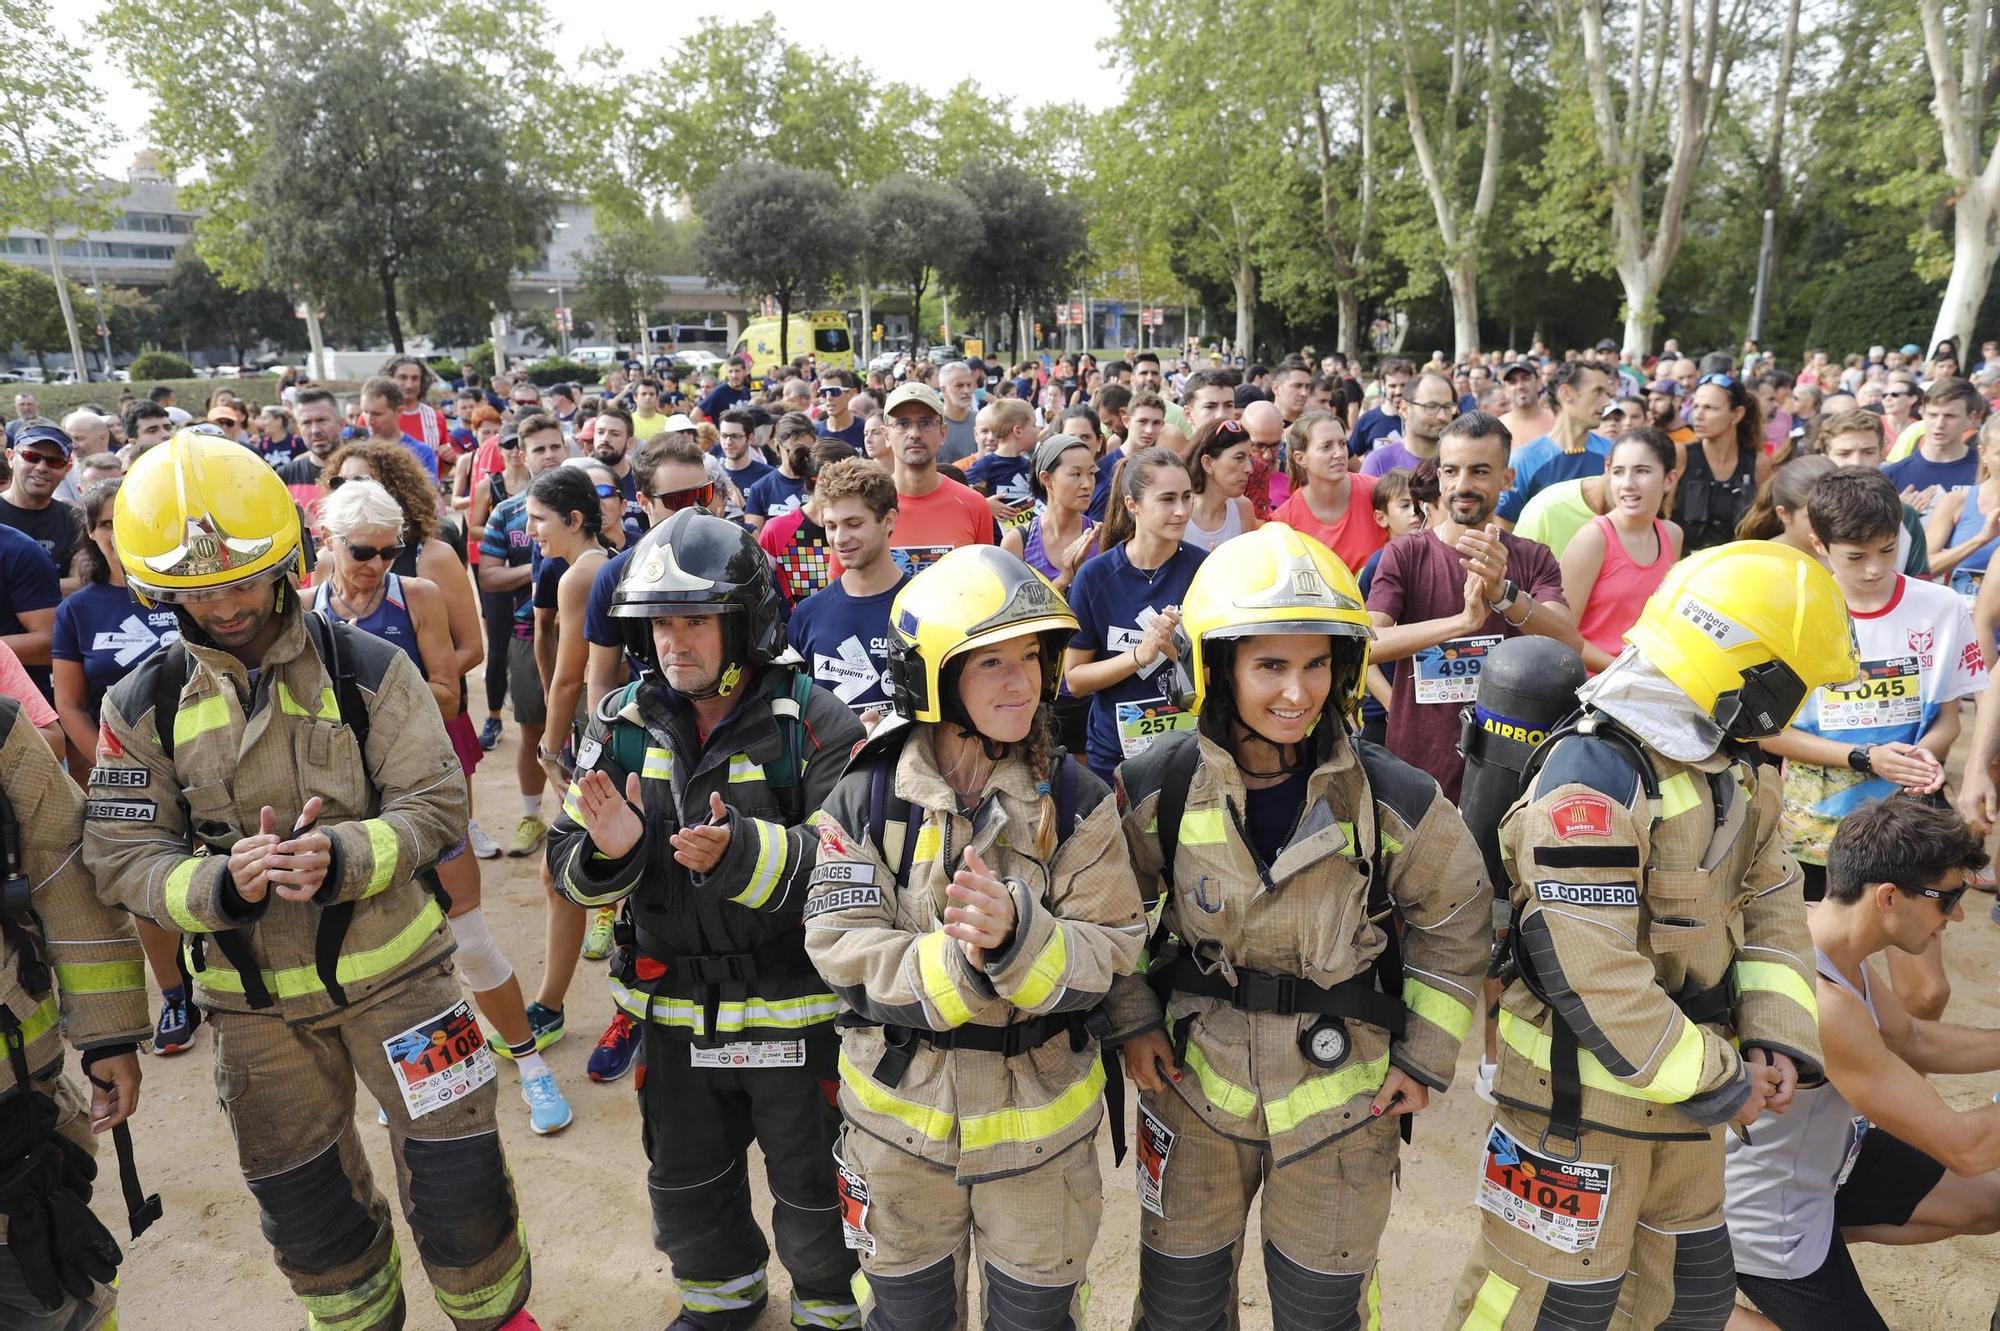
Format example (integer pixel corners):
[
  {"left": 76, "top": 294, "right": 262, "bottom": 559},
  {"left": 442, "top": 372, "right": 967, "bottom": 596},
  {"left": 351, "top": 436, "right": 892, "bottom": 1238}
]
[
  {"left": 1498, "top": 1007, "right": 1706, "bottom": 1103},
  {"left": 607, "top": 976, "right": 840, "bottom": 1036},
  {"left": 192, "top": 899, "right": 446, "bottom": 1000}
]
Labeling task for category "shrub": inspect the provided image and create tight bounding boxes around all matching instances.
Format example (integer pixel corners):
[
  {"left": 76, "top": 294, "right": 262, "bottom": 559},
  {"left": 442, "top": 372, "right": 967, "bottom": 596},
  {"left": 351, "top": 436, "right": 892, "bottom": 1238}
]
[
  {"left": 463, "top": 341, "right": 496, "bottom": 378},
  {"left": 128, "top": 351, "right": 195, "bottom": 381},
  {"left": 519, "top": 356, "right": 589, "bottom": 388}
]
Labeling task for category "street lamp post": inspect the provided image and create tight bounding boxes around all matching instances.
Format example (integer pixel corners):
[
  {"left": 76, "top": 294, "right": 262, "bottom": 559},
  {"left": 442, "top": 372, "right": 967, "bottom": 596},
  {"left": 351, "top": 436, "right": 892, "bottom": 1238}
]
[{"left": 551, "top": 218, "right": 571, "bottom": 358}]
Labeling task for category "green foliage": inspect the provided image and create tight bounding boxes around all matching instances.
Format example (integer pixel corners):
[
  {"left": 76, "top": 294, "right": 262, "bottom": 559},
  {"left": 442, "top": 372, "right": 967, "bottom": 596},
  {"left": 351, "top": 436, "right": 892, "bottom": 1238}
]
[
  {"left": 518, "top": 357, "right": 589, "bottom": 388},
  {"left": 464, "top": 342, "right": 496, "bottom": 379},
  {"left": 693, "top": 162, "right": 856, "bottom": 364},
  {"left": 1801, "top": 255, "right": 1947, "bottom": 359},
  {"left": 239, "top": 18, "right": 552, "bottom": 350},
  {"left": 0, "top": 264, "right": 73, "bottom": 358},
  {"left": 141, "top": 250, "right": 302, "bottom": 363},
  {"left": 577, "top": 215, "right": 683, "bottom": 340},
  {"left": 861, "top": 175, "right": 978, "bottom": 326},
  {"left": 128, "top": 351, "right": 195, "bottom": 380},
  {"left": 940, "top": 164, "right": 1089, "bottom": 336},
  {"left": 427, "top": 355, "right": 461, "bottom": 377}
]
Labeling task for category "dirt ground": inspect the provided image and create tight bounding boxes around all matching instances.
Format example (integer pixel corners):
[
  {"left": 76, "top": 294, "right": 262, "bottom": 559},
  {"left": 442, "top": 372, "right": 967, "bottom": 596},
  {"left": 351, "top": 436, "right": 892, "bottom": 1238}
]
[{"left": 105, "top": 699, "right": 2000, "bottom": 1330}]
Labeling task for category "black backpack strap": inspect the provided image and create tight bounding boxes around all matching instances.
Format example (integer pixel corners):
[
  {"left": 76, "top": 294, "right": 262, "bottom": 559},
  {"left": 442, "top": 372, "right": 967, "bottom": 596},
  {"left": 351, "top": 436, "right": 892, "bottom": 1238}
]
[
  {"left": 1151, "top": 737, "right": 1203, "bottom": 897},
  {"left": 153, "top": 643, "right": 190, "bottom": 762}
]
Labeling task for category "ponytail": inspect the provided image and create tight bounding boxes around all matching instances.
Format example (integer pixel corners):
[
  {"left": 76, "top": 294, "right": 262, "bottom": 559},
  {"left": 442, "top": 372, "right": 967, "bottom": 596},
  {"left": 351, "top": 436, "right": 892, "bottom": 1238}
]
[{"left": 1737, "top": 455, "right": 1833, "bottom": 541}]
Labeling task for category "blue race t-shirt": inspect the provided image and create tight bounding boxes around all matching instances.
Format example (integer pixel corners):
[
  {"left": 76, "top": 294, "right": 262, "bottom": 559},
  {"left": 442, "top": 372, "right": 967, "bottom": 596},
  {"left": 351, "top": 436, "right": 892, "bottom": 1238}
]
[
  {"left": 395, "top": 432, "right": 439, "bottom": 481},
  {"left": 1495, "top": 431, "right": 1613, "bottom": 524},
  {"left": 817, "top": 418, "right": 865, "bottom": 450},
  {"left": 1087, "top": 450, "right": 1123, "bottom": 523},
  {"left": 479, "top": 492, "right": 535, "bottom": 629},
  {"left": 51, "top": 581, "right": 180, "bottom": 717},
  {"left": 787, "top": 574, "right": 910, "bottom": 714},
  {"left": 722, "top": 457, "right": 775, "bottom": 499},
  {"left": 964, "top": 453, "right": 1034, "bottom": 508},
  {"left": 698, "top": 383, "right": 751, "bottom": 420},
  {"left": 584, "top": 545, "right": 634, "bottom": 651},
  {"left": 743, "top": 472, "right": 808, "bottom": 522},
  {"left": 1349, "top": 407, "right": 1404, "bottom": 459},
  {"left": 0, "top": 524, "right": 60, "bottom": 697},
  {"left": 1067, "top": 541, "right": 1207, "bottom": 778},
  {"left": 1882, "top": 450, "right": 1978, "bottom": 512}
]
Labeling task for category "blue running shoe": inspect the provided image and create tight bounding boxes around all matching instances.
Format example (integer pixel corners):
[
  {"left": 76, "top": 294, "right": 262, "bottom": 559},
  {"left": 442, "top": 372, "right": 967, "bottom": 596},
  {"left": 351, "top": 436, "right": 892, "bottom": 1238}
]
[
  {"left": 522, "top": 1070, "right": 573, "bottom": 1135},
  {"left": 152, "top": 986, "right": 200, "bottom": 1055},
  {"left": 480, "top": 716, "right": 504, "bottom": 751},
  {"left": 588, "top": 1011, "right": 640, "bottom": 1083}
]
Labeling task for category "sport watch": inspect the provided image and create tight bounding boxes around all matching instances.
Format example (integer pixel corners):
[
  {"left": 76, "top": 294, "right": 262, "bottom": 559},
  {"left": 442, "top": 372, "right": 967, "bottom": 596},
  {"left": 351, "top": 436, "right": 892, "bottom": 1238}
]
[
  {"left": 1847, "top": 745, "right": 1873, "bottom": 774},
  {"left": 1487, "top": 578, "right": 1520, "bottom": 614}
]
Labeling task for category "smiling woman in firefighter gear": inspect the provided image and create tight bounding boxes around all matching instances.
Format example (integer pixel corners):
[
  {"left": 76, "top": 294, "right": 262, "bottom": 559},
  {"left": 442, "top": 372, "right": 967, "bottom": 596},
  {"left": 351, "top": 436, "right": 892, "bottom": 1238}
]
[
  {"left": 546, "top": 508, "right": 866, "bottom": 1331},
  {"left": 0, "top": 693, "right": 151, "bottom": 1331},
  {"left": 1106, "top": 523, "right": 1489, "bottom": 1331},
  {"left": 1450, "top": 540, "right": 1856, "bottom": 1331},
  {"left": 802, "top": 544, "right": 1145, "bottom": 1331},
  {"left": 80, "top": 428, "right": 538, "bottom": 1331}
]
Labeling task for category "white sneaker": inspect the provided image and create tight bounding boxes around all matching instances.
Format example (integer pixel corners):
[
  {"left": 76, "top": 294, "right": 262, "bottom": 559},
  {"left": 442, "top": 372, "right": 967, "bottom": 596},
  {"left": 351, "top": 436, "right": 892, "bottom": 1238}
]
[
  {"left": 467, "top": 818, "right": 502, "bottom": 860},
  {"left": 1474, "top": 1059, "right": 1498, "bottom": 1106}
]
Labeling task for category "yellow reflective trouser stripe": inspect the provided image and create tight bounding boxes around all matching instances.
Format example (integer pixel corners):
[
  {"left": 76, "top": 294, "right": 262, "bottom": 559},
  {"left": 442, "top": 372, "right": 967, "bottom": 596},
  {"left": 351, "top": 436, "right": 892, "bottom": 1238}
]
[
  {"left": 916, "top": 931, "right": 975, "bottom": 1028},
  {"left": 960, "top": 1055, "right": 1106, "bottom": 1151},
  {"left": 793, "top": 1295, "right": 862, "bottom": 1329},
  {"left": 51, "top": 960, "right": 146, "bottom": 996},
  {"left": 727, "top": 754, "right": 766, "bottom": 783},
  {"left": 1008, "top": 925, "right": 1069, "bottom": 1010},
  {"left": 679, "top": 1267, "right": 768, "bottom": 1312},
  {"left": 607, "top": 977, "right": 840, "bottom": 1034},
  {"left": 1737, "top": 959, "right": 1817, "bottom": 1019},
  {"left": 1497, "top": 1008, "right": 1707, "bottom": 1103},
  {"left": 1263, "top": 1052, "right": 1389, "bottom": 1136},
  {"left": 302, "top": 1240, "right": 402, "bottom": 1330},
  {"left": 1659, "top": 771, "right": 1700, "bottom": 819},
  {"left": 850, "top": 1271, "right": 871, "bottom": 1310},
  {"left": 1179, "top": 809, "right": 1227, "bottom": 845},
  {"left": 730, "top": 818, "right": 788, "bottom": 908},
  {"left": 838, "top": 1048, "right": 955, "bottom": 1142},
  {"left": 1404, "top": 976, "right": 1475, "bottom": 1041},
  {"left": 1179, "top": 1038, "right": 1258, "bottom": 1119},
  {"left": 275, "top": 682, "right": 339, "bottom": 720},
  {"left": 361, "top": 819, "right": 398, "bottom": 898},
  {"left": 171, "top": 694, "right": 231, "bottom": 747},
  {"left": 1366, "top": 1270, "right": 1381, "bottom": 1331},
  {"left": 433, "top": 1222, "right": 528, "bottom": 1321},
  {"left": 197, "top": 899, "right": 445, "bottom": 999},
  {"left": 1459, "top": 1271, "right": 1520, "bottom": 1331},
  {"left": 162, "top": 857, "right": 206, "bottom": 934},
  {"left": 642, "top": 747, "right": 672, "bottom": 780}
]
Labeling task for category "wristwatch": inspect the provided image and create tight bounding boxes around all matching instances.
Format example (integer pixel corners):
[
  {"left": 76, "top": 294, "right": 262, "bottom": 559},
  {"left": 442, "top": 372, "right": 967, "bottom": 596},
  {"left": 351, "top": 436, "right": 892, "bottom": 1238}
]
[
  {"left": 1488, "top": 578, "right": 1519, "bottom": 614},
  {"left": 1847, "top": 745, "right": 1873, "bottom": 774}
]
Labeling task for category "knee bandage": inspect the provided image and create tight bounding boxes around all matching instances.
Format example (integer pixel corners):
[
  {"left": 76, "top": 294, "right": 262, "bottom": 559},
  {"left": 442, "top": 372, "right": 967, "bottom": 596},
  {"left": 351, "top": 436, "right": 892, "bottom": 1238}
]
[{"left": 448, "top": 908, "right": 513, "bottom": 992}]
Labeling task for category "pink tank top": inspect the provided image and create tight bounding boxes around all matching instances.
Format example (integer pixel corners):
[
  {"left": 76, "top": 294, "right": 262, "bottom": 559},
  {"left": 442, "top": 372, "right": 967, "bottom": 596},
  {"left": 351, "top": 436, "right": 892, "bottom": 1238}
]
[{"left": 1577, "top": 515, "right": 1673, "bottom": 662}]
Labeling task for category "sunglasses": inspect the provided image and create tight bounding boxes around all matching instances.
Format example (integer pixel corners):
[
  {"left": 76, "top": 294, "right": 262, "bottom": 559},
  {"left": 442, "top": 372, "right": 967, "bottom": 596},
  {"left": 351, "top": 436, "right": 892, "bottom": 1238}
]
[
  {"left": 1698, "top": 373, "right": 1736, "bottom": 389},
  {"left": 14, "top": 451, "right": 69, "bottom": 469},
  {"left": 647, "top": 481, "right": 716, "bottom": 511},
  {"left": 343, "top": 538, "right": 408, "bottom": 565},
  {"left": 592, "top": 483, "right": 618, "bottom": 499},
  {"left": 1898, "top": 881, "right": 1969, "bottom": 915},
  {"left": 499, "top": 436, "right": 520, "bottom": 448},
  {"left": 817, "top": 385, "right": 844, "bottom": 398},
  {"left": 1884, "top": 389, "right": 1916, "bottom": 398}
]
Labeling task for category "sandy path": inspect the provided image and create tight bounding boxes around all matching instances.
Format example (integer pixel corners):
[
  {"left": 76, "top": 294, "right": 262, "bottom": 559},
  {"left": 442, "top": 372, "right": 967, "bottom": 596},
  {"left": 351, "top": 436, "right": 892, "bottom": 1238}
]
[{"left": 106, "top": 709, "right": 2000, "bottom": 1329}]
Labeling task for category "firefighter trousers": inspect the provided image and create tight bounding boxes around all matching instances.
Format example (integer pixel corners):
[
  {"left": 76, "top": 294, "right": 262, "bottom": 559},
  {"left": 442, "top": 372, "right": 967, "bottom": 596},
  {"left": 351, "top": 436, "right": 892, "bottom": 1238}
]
[
  {"left": 637, "top": 1021, "right": 858, "bottom": 1329},
  {"left": 1451, "top": 1106, "right": 1733, "bottom": 1331},
  {"left": 833, "top": 1123, "right": 1101, "bottom": 1331},
  {"left": 211, "top": 965, "right": 530, "bottom": 1331},
  {"left": 0, "top": 1076, "right": 116, "bottom": 1331},
  {"left": 1131, "top": 1084, "right": 1398, "bottom": 1331}
]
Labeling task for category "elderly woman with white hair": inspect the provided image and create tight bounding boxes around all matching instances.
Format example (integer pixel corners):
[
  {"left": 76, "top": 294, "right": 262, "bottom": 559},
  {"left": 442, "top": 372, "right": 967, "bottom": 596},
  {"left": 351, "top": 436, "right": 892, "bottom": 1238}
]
[{"left": 314, "top": 478, "right": 575, "bottom": 1133}]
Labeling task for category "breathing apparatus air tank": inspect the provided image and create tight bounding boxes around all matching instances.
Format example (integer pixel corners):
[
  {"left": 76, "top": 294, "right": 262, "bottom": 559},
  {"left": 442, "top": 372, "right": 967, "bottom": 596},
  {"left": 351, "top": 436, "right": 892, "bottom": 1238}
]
[{"left": 1455, "top": 636, "right": 1588, "bottom": 895}]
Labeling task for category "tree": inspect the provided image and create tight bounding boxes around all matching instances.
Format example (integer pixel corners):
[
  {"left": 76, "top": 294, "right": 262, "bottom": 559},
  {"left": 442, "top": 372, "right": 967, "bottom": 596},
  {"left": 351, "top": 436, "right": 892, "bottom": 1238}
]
[
  {"left": 240, "top": 19, "right": 553, "bottom": 350},
  {"left": 0, "top": 263, "right": 76, "bottom": 368},
  {"left": 1392, "top": 0, "right": 1510, "bottom": 358},
  {"left": 862, "top": 176, "right": 978, "bottom": 342},
  {"left": 1551, "top": 0, "right": 1749, "bottom": 354},
  {"left": 1917, "top": 0, "right": 2000, "bottom": 355},
  {"left": 941, "top": 163, "right": 1089, "bottom": 356},
  {"left": 577, "top": 215, "right": 676, "bottom": 344},
  {"left": 693, "top": 162, "right": 855, "bottom": 365},
  {"left": 0, "top": 0, "right": 121, "bottom": 376},
  {"left": 144, "top": 249, "right": 300, "bottom": 363}
]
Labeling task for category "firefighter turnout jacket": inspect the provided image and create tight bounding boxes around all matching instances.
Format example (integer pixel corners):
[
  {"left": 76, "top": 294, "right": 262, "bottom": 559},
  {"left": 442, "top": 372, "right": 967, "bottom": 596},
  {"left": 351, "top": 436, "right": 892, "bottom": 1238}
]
[
  {"left": 82, "top": 608, "right": 467, "bottom": 1022},
  {"left": 548, "top": 670, "right": 865, "bottom": 1041},
  {"left": 0, "top": 697, "right": 148, "bottom": 1096},
  {"left": 1493, "top": 716, "right": 1823, "bottom": 1139},
  {"left": 1109, "top": 730, "right": 1490, "bottom": 1164},
  {"left": 804, "top": 726, "right": 1146, "bottom": 1183}
]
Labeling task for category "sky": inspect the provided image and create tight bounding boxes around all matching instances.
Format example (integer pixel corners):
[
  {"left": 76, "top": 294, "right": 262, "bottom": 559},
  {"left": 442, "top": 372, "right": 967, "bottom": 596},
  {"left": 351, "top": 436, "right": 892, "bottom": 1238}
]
[{"left": 66, "top": 1, "right": 1129, "bottom": 176}]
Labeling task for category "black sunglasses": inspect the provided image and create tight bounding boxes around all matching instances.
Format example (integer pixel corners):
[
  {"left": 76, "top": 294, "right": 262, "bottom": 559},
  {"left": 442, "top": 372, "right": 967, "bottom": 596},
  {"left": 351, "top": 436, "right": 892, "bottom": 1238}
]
[
  {"left": 817, "top": 385, "right": 844, "bottom": 398},
  {"left": 343, "top": 538, "right": 408, "bottom": 565},
  {"left": 498, "top": 435, "right": 520, "bottom": 448},
  {"left": 1897, "top": 881, "right": 1969, "bottom": 915}
]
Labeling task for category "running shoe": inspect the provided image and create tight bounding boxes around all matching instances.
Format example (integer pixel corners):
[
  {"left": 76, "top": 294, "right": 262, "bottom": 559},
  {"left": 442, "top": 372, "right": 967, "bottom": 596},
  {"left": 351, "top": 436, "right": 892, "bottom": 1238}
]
[
  {"left": 588, "top": 1011, "right": 640, "bottom": 1083},
  {"left": 507, "top": 815, "right": 548, "bottom": 857},
  {"left": 152, "top": 987, "right": 200, "bottom": 1055},
  {"left": 581, "top": 907, "right": 616, "bottom": 961},
  {"left": 467, "top": 818, "right": 502, "bottom": 861},
  {"left": 522, "top": 1070, "right": 573, "bottom": 1135},
  {"left": 480, "top": 716, "right": 504, "bottom": 751},
  {"left": 491, "top": 1002, "right": 566, "bottom": 1061}
]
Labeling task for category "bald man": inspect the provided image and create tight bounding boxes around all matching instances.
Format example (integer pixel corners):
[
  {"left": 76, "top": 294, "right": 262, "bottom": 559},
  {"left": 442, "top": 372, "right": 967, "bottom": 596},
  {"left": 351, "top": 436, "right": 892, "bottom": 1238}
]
[{"left": 1242, "top": 399, "right": 1290, "bottom": 514}]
